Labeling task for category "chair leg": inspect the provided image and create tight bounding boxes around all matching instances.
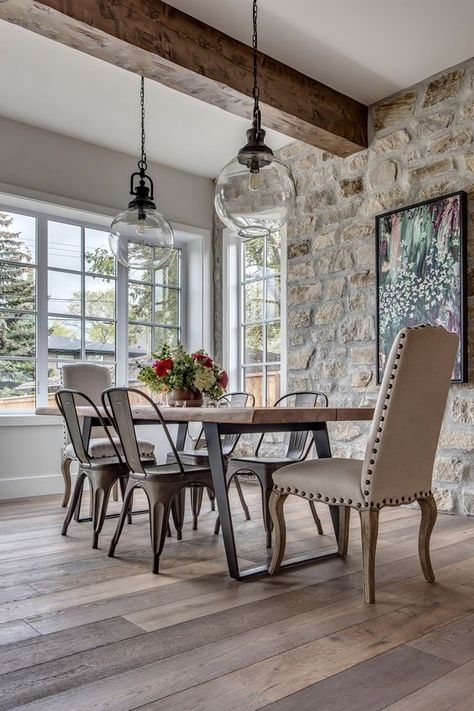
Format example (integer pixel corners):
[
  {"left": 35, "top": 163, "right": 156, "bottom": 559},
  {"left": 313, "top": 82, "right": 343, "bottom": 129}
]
[
  {"left": 337, "top": 506, "right": 350, "bottom": 559},
  {"left": 259, "top": 479, "right": 274, "bottom": 549},
  {"left": 145, "top": 484, "right": 176, "bottom": 574},
  {"left": 234, "top": 476, "right": 251, "bottom": 520},
  {"left": 268, "top": 490, "right": 288, "bottom": 575},
  {"left": 308, "top": 501, "right": 324, "bottom": 536},
  {"left": 359, "top": 508, "right": 379, "bottom": 603},
  {"left": 108, "top": 481, "right": 137, "bottom": 558},
  {"left": 112, "top": 481, "right": 119, "bottom": 502},
  {"left": 190, "top": 486, "right": 204, "bottom": 530},
  {"left": 418, "top": 494, "right": 437, "bottom": 583},
  {"left": 91, "top": 477, "right": 116, "bottom": 549},
  {"left": 61, "top": 457, "right": 73, "bottom": 508},
  {"left": 207, "top": 487, "right": 216, "bottom": 511},
  {"left": 171, "top": 488, "right": 186, "bottom": 540},
  {"left": 62, "top": 472, "right": 86, "bottom": 535}
]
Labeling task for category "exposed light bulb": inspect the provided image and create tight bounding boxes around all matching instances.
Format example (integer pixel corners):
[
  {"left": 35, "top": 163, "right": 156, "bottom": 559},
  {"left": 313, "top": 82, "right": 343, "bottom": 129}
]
[
  {"left": 249, "top": 169, "right": 262, "bottom": 192},
  {"left": 136, "top": 215, "right": 146, "bottom": 236}
]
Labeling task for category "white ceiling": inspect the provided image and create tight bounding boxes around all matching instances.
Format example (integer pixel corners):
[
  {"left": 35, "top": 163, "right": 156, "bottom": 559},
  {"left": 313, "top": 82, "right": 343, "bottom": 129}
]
[
  {"left": 0, "top": 20, "right": 291, "bottom": 179},
  {"left": 169, "top": 0, "right": 474, "bottom": 104},
  {"left": 1, "top": 2, "right": 473, "bottom": 178}
]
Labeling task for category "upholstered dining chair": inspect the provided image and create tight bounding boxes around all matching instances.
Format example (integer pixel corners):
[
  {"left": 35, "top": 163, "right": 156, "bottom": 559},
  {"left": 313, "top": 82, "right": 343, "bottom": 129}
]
[
  {"left": 57, "top": 389, "right": 130, "bottom": 549},
  {"left": 215, "top": 391, "right": 329, "bottom": 547},
  {"left": 268, "top": 326, "right": 458, "bottom": 603},
  {"left": 168, "top": 391, "right": 255, "bottom": 530},
  {"left": 60, "top": 362, "right": 155, "bottom": 510},
  {"left": 102, "top": 387, "right": 215, "bottom": 574}
]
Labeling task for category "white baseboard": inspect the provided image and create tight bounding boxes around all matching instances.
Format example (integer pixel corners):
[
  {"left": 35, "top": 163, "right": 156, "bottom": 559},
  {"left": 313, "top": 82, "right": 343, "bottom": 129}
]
[{"left": 0, "top": 473, "right": 79, "bottom": 500}]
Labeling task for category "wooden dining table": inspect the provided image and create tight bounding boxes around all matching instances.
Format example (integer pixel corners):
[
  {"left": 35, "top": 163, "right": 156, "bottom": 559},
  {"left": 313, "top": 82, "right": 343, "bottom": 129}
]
[{"left": 37, "top": 404, "right": 374, "bottom": 580}]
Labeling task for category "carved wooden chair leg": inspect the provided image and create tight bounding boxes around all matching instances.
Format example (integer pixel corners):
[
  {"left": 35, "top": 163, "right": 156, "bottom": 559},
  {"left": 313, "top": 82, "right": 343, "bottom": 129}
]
[
  {"left": 61, "top": 457, "right": 73, "bottom": 507},
  {"left": 171, "top": 488, "right": 186, "bottom": 540},
  {"left": 62, "top": 471, "right": 87, "bottom": 535},
  {"left": 337, "top": 506, "right": 351, "bottom": 559},
  {"left": 234, "top": 476, "right": 251, "bottom": 520},
  {"left": 207, "top": 487, "right": 216, "bottom": 511},
  {"left": 261, "top": 482, "right": 275, "bottom": 549},
  {"left": 418, "top": 494, "right": 437, "bottom": 583},
  {"left": 308, "top": 501, "right": 324, "bottom": 535},
  {"left": 108, "top": 481, "right": 138, "bottom": 558},
  {"left": 359, "top": 508, "right": 379, "bottom": 603},
  {"left": 144, "top": 482, "right": 176, "bottom": 574},
  {"left": 190, "top": 485, "right": 204, "bottom": 530},
  {"left": 268, "top": 490, "right": 288, "bottom": 574}
]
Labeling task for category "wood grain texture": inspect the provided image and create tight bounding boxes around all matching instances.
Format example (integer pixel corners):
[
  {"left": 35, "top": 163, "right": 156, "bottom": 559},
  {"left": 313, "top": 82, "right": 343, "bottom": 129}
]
[
  {"left": 0, "top": 0, "right": 368, "bottom": 155},
  {"left": 0, "top": 488, "right": 473, "bottom": 710}
]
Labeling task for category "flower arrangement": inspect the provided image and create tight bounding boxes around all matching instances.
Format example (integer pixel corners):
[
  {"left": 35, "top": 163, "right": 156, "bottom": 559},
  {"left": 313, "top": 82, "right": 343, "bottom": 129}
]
[{"left": 138, "top": 342, "right": 228, "bottom": 401}]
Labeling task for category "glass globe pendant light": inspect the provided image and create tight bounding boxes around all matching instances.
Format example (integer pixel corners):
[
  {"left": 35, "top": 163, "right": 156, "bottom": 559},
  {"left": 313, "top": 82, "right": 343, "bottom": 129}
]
[
  {"left": 214, "top": 0, "right": 296, "bottom": 239},
  {"left": 110, "top": 76, "right": 174, "bottom": 270}
]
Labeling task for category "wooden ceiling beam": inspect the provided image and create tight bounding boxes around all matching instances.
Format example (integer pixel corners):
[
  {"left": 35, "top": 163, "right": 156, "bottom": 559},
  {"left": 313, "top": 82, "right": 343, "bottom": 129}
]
[{"left": 0, "top": 0, "right": 368, "bottom": 156}]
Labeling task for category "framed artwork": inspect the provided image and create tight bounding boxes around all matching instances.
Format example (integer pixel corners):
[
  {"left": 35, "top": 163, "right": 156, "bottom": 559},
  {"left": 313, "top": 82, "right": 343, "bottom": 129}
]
[{"left": 375, "top": 190, "right": 467, "bottom": 383}]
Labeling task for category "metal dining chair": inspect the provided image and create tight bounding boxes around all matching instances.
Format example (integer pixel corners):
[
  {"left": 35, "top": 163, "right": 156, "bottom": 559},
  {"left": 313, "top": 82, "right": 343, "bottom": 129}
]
[
  {"left": 167, "top": 391, "right": 255, "bottom": 531},
  {"left": 102, "top": 387, "right": 215, "bottom": 574},
  {"left": 215, "top": 391, "right": 329, "bottom": 547}
]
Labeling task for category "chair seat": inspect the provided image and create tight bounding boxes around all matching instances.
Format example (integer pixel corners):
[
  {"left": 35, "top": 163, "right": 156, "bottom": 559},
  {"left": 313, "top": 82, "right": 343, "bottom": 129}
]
[
  {"left": 131, "top": 462, "right": 213, "bottom": 484},
  {"left": 273, "top": 458, "right": 365, "bottom": 507},
  {"left": 65, "top": 437, "right": 155, "bottom": 461},
  {"left": 227, "top": 456, "right": 297, "bottom": 476},
  {"left": 166, "top": 449, "right": 233, "bottom": 467}
]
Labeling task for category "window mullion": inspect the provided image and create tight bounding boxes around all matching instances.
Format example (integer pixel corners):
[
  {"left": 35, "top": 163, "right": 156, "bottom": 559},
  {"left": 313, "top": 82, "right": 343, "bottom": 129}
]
[
  {"left": 36, "top": 216, "right": 48, "bottom": 407},
  {"left": 116, "top": 261, "right": 128, "bottom": 386}
]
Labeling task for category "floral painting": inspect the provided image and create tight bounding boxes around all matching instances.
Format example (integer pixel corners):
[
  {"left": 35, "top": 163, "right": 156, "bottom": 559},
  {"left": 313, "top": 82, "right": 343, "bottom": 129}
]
[{"left": 376, "top": 191, "right": 467, "bottom": 382}]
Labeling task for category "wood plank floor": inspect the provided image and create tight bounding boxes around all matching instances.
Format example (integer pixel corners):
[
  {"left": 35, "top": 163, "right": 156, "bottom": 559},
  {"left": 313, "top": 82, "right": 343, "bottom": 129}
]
[{"left": 0, "top": 485, "right": 474, "bottom": 710}]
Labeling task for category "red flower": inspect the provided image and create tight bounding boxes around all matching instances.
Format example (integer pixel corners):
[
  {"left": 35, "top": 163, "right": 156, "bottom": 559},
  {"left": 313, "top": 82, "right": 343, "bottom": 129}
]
[
  {"left": 153, "top": 358, "right": 174, "bottom": 377},
  {"left": 219, "top": 370, "right": 229, "bottom": 389},
  {"left": 192, "top": 352, "right": 213, "bottom": 368}
]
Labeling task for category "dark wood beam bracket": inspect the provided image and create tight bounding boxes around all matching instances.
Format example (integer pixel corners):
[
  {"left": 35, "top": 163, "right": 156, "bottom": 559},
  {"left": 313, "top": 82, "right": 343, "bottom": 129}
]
[{"left": 0, "top": 0, "right": 368, "bottom": 156}]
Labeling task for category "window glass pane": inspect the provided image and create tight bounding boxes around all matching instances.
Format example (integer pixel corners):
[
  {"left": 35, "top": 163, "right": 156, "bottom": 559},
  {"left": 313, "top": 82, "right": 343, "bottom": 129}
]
[
  {"left": 243, "top": 366, "right": 263, "bottom": 407},
  {"left": 266, "top": 365, "right": 281, "bottom": 406},
  {"left": 0, "top": 264, "right": 36, "bottom": 311},
  {"left": 129, "top": 267, "right": 152, "bottom": 283},
  {"left": 0, "top": 312, "right": 35, "bottom": 357},
  {"left": 244, "top": 238, "right": 263, "bottom": 279},
  {"left": 128, "top": 324, "right": 151, "bottom": 383},
  {"left": 0, "top": 360, "right": 35, "bottom": 410},
  {"left": 48, "top": 317, "right": 81, "bottom": 359},
  {"left": 0, "top": 211, "right": 36, "bottom": 264},
  {"left": 85, "top": 276, "right": 115, "bottom": 319},
  {"left": 265, "top": 277, "right": 281, "bottom": 320},
  {"left": 155, "top": 327, "right": 178, "bottom": 351},
  {"left": 243, "top": 281, "right": 263, "bottom": 322},
  {"left": 266, "top": 322, "right": 280, "bottom": 362},
  {"left": 48, "top": 222, "right": 81, "bottom": 271},
  {"left": 48, "top": 270, "right": 81, "bottom": 315},
  {"left": 155, "top": 249, "right": 179, "bottom": 286},
  {"left": 243, "top": 324, "right": 263, "bottom": 364},
  {"left": 85, "top": 320, "right": 115, "bottom": 358},
  {"left": 155, "top": 287, "right": 179, "bottom": 325},
  {"left": 85, "top": 228, "right": 115, "bottom": 276},
  {"left": 266, "top": 233, "right": 280, "bottom": 276},
  {"left": 128, "top": 283, "right": 152, "bottom": 322}
]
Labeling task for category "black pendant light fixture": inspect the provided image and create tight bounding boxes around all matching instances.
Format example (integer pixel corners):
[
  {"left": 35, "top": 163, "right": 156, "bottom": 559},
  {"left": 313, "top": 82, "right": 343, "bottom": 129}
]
[
  {"left": 214, "top": 0, "right": 296, "bottom": 238},
  {"left": 109, "top": 76, "right": 174, "bottom": 270}
]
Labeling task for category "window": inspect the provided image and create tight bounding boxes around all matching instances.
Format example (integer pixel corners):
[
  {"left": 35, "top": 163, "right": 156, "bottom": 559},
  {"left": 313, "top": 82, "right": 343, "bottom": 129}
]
[
  {"left": 0, "top": 205, "right": 184, "bottom": 412},
  {"left": 239, "top": 233, "right": 283, "bottom": 406}
]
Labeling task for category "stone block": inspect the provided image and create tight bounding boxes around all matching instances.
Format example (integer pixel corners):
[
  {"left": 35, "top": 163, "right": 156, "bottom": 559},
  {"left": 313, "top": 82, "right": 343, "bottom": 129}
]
[
  {"left": 416, "top": 110, "right": 454, "bottom": 136},
  {"left": 434, "top": 457, "right": 466, "bottom": 483},
  {"left": 439, "top": 430, "right": 474, "bottom": 450},
  {"left": 288, "top": 347, "right": 314, "bottom": 371},
  {"left": 408, "top": 158, "right": 454, "bottom": 181},
  {"left": 339, "top": 315, "right": 375, "bottom": 343},
  {"left": 418, "top": 180, "right": 459, "bottom": 202},
  {"left": 341, "top": 151, "right": 368, "bottom": 174},
  {"left": 288, "top": 332, "right": 305, "bottom": 347},
  {"left": 288, "top": 309, "right": 311, "bottom": 330},
  {"left": 318, "top": 248, "right": 353, "bottom": 275},
  {"left": 325, "top": 277, "right": 346, "bottom": 300},
  {"left": 423, "top": 70, "right": 464, "bottom": 107},
  {"left": 428, "top": 130, "right": 471, "bottom": 155},
  {"left": 372, "top": 91, "right": 417, "bottom": 131},
  {"left": 329, "top": 422, "right": 364, "bottom": 442},
  {"left": 287, "top": 260, "right": 315, "bottom": 282},
  {"left": 348, "top": 291, "right": 366, "bottom": 311},
  {"left": 353, "top": 242, "right": 374, "bottom": 268},
  {"left": 465, "top": 154, "right": 474, "bottom": 172},
  {"left": 373, "top": 129, "right": 410, "bottom": 156},
  {"left": 350, "top": 270, "right": 375, "bottom": 287},
  {"left": 339, "top": 177, "right": 364, "bottom": 198},
  {"left": 288, "top": 283, "right": 322, "bottom": 305},
  {"left": 368, "top": 160, "right": 398, "bottom": 189},
  {"left": 311, "top": 328, "right": 336, "bottom": 344},
  {"left": 313, "top": 301, "right": 344, "bottom": 325},
  {"left": 432, "top": 487, "right": 455, "bottom": 513},
  {"left": 451, "top": 397, "right": 474, "bottom": 423},
  {"left": 463, "top": 99, "right": 474, "bottom": 120},
  {"left": 314, "top": 359, "right": 347, "bottom": 379},
  {"left": 341, "top": 223, "right": 373, "bottom": 242},
  {"left": 287, "top": 240, "right": 310, "bottom": 259},
  {"left": 351, "top": 345, "right": 375, "bottom": 365},
  {"left": 351, "top": 370, "right": 374, "bottom": 388},
  {"left": 303, "top": 187, "right": 336, "bottom": 213},
  {"left": 313, "top": 230, "right": 337, "bottom": 250},
  {"left": 359, "top": 188, "right": 409, "bottom": 217}
]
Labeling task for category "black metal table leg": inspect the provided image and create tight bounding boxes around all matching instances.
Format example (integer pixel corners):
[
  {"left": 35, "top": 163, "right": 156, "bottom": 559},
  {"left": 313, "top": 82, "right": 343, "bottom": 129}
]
[{"left": 313, "top": 423, "right": 340, "bottom": 542}]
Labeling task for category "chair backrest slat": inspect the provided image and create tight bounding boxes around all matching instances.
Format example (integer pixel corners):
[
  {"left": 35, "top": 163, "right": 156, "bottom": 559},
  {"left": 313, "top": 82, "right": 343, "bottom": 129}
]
[
  {"left": 221, "top": 392, "right": 255, "bottom": 456},
  {"left": 363, "top": 326, "right": 458, "bottom": 504}
]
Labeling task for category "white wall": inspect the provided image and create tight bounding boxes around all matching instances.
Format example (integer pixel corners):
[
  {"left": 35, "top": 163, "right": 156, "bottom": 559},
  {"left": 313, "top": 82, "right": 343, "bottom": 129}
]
[{"left": 0, "top": 117, "right": 214, "bottom": 500}]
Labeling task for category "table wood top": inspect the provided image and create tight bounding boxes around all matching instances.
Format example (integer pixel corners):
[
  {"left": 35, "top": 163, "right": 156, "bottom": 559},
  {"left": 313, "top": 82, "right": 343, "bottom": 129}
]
[{"left": 36, "top": 405, "right": 374, "bottom": 424}]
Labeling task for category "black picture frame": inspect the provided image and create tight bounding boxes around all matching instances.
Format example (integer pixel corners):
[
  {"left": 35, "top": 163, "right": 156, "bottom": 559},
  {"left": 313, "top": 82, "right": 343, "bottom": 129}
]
[{"left": 375, "top": 190, "right": 468, "bottom": 384}]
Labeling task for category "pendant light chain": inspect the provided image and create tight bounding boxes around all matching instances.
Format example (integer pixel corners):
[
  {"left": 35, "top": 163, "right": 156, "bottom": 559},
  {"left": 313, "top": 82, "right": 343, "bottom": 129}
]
[
  {"left": 139, "top": 76, "right": 147, "bottom": 172},
  {"left": 252, "top": 0, "right": 261, "bottom": 134}
]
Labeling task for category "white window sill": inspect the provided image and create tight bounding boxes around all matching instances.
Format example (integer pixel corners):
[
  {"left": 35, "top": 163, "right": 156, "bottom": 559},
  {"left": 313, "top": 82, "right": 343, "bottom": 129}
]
[{"left": 0, "top": 414, "right": 63, "bottom": 426}]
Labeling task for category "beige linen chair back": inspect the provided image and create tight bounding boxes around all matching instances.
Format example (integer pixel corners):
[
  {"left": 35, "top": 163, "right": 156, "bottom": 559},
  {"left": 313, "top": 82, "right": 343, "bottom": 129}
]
[
  {"left": 362, "top": 325, "right": 458, "bottom": 507},
  {"left": 61, "top": 363, "right": 112, "bottom": 405}
]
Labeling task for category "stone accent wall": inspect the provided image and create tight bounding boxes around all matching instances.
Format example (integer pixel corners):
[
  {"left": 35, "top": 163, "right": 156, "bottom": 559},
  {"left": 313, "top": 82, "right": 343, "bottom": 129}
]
[{"left": 277, "top": 58, "right": 474, "bottom": 515}]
